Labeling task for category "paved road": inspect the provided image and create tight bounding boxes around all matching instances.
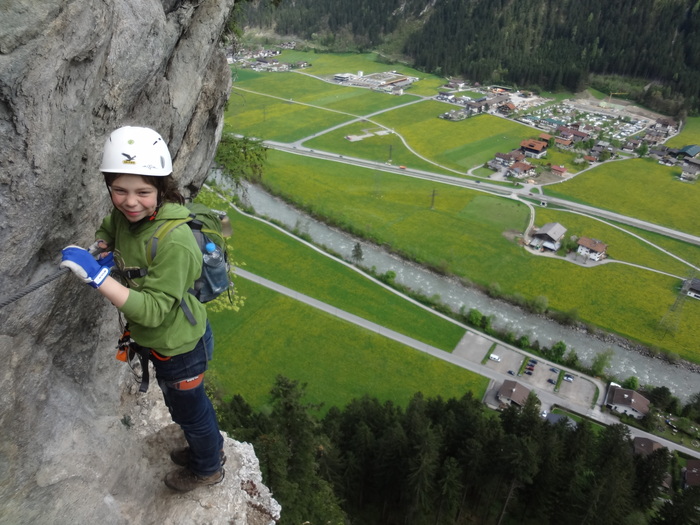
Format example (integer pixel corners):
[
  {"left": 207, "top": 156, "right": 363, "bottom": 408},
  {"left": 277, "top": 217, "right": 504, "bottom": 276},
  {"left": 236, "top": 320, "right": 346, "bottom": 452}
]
[{"left": 235, "top": 267, "right": 700, "bottom": 459}]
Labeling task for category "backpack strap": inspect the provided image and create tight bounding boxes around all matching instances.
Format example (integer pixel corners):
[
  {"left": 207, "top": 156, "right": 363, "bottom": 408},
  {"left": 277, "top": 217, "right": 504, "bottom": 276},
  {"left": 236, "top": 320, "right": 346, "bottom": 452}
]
[
  {"left": 145, "top": 217, "right": 193, "bottom": 266},
  {"left": 144, "top": 216, "right": 199, "bottom": 326}
]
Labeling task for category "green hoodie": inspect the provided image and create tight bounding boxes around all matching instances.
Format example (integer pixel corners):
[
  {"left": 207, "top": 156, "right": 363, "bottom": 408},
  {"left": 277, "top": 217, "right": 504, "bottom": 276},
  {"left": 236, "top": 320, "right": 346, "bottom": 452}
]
[{"left": 96, "top": 203, "right": 207, "bottom": 356}]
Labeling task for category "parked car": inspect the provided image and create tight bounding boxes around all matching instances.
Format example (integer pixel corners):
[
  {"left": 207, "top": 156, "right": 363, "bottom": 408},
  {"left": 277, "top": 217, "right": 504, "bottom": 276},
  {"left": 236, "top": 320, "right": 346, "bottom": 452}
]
[
  {"left": 489, "top": 355, "right": 501, "bottom": 362},
  {"left": 550, "top": 367, "right": 559, "bottom": 373},
  {"left": 564, "top": 374, "right": 574, "bottom": 382},
  {"left": 508, "top": 370, "right": 515, "bottom": 375},
  {"left": 525, "top": 370, "right": 533, "bottom": 375},
  {"left": 547, "top": 379, "right": 556, "bottom": 385},
  {"left": 526, "top": 365, "right": 535, "bottom": 371},
  {"left": 529, "top": 359, "right": 538, "bottom": 364}
]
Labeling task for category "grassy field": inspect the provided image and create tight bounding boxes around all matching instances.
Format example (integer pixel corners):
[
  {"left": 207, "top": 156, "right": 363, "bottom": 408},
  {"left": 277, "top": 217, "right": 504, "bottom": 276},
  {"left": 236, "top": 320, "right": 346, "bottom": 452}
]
[
  {"left": 533, "top": 208, "right": 695, "bottom": 277},
  {"left": 304, "top": 121, "right": 457, "bottom": 175},
  {"left": 233, "top": 68, "right": 420, "bottom": 115},
  {"left": 666, "top": 116, "right": 700, "bottom": 148},
  {"left": 225, "top": 87, "right": 351, "bottom": 142},
  {"left": 544, "top": 158, "right": 700, "bottom": 236},
  {"left": 605, "top": 221, "right": 700, "bottom": 269},
  {"left": 266, "top": 50, "right": 449, "bottom": 97},
  {"left": 372, "top": 105, "right": 536, "bottom": 171},
  {"left": 209, "top": 279, "right": 486, "bottom": 414},
  {"left": 530, "top": 147, "right": 584, "bottom": 174},
  {"left": 203, "top": 190, "right": 487, "bottom": 411},
  {"left": 258, "top": 150, "right": 700, "bottom": 362}
]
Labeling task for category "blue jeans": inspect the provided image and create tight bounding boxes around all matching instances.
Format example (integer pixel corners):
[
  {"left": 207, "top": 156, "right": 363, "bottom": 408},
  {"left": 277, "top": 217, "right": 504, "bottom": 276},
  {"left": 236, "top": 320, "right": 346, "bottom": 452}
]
[{"left": 151, "top": 321, "right": 223, "bottom": 476}]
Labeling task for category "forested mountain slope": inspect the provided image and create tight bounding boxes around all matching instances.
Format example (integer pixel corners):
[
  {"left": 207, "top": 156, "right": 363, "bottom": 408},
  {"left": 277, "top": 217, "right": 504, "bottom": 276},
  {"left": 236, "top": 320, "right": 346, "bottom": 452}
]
[{"left": 241, "top": 0, "right": 700, "bottom": 115}]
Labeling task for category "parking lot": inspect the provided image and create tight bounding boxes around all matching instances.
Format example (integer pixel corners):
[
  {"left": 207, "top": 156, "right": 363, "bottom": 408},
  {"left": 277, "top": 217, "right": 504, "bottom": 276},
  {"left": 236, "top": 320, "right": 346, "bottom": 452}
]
[{"left": 453, "top": 331, "right": 599, "bottom": 410}]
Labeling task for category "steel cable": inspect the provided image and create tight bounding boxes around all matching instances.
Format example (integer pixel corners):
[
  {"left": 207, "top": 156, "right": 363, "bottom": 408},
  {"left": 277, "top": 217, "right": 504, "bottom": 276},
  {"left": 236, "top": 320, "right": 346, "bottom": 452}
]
[{"left": 0, "top": 267, "right": 70, "bottom": 309}]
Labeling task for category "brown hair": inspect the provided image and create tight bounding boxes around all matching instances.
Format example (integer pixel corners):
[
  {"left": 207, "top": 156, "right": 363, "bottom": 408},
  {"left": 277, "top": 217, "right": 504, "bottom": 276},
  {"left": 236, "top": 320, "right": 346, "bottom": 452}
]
[{"left": 103, "top": 173, "right": 185, "bottom": 205}]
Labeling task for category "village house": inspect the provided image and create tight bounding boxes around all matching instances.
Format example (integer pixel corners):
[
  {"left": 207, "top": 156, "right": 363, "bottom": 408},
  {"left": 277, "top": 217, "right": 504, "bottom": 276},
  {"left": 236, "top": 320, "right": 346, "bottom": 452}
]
[
  {"left": 622, "top": 138, "right": 641, "bottom": 152},
  {"left": 576, "top": 237, "right": 608, "bottom": 261},
  {"left": 633, "top": 437, "right": 664, "bottom": 457},
  {"left": 683, "top": 459, "right": 700, "bottom": 489},
  {"left": 653, "top": 117, "right": 678, "bottom": 137},
  {"left": 488, "top": 151, "right": 526, "bottom": 171},
  {"left": 544, "top": 413, "right": 577, "bottom": 429},
  {"left": 530, "top": 222, "right": 567, "bottom": 251},
  {"left": 466, "top": 98, "right": 489, "bottom": 112},
  {"left": 556, "top": 125, "right": 590, "bottom": 142},
  {"left": 497, "top": 380, "right": 532, "bottom": 408},
  {"left": 605, "top": 384, "right": 650, "bottom": 419},
  {"left": 677, "top": 144, "right": 700, "bottom": 159},
  {"left": 445, "top": 78, "right": 466, "bottom": 90},
  {"left": 643, "top": 129, "right": 667, "bottom": 145},
  {"left": 498, "top": 102, "right": 516, "bottom": 115},
  {"left": 541, "top": 117, "right": 567, "bottom": 130},
  {"left": 508, "top": 161, "right": 536, "bottom": 179},
  {"left": 555, "top": 137, "right": 573, "bottom": 148},
  {"left": 648, "top": 144, "right": 670, "bottom": 158},
  {"left": 489, "top": 93, "right": 510, "bottom": 107},
  {"left": 550, "top": 165, "right": 567, "bottom": 177},
  {"left": 520, "top": 138, "right": 548, "bottom": 158},
  {"left": 680, "top": 158, "right": 700, "bottom": 181},
  {"left": 686, "top": 278, "right": 700, "bottom": 300}
]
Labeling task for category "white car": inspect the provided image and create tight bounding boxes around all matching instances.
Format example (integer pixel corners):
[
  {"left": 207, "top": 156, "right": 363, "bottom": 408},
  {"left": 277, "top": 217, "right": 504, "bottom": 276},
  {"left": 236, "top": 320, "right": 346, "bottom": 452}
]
[{"left": 489, "top": 355, "right": 501, "bottom": 362}]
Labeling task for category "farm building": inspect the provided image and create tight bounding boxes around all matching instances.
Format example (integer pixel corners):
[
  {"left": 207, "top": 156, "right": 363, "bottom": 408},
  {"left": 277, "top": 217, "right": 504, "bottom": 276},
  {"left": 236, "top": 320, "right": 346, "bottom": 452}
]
[{"left": 530, "top": 222, "right": 567, "bottom": 251}]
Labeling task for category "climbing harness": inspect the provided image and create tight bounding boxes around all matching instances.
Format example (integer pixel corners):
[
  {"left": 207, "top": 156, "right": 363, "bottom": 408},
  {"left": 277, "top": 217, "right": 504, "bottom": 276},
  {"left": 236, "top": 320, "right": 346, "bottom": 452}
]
[{"left": 116, "top": 324, "right": 203, "bottom": 393}]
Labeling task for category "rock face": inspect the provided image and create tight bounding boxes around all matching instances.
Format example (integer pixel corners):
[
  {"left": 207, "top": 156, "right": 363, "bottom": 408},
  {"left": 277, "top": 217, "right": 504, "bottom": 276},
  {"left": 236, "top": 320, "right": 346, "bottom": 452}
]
[{"left": 0, "top": 1, "right": 279, "bottom": 523}]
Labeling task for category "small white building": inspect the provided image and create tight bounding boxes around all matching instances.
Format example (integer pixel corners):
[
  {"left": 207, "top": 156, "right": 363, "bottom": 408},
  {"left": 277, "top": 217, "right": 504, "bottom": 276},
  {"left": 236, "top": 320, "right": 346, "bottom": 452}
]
[{"left": 576, "top": 237, "right": 608, "bottom": 261}]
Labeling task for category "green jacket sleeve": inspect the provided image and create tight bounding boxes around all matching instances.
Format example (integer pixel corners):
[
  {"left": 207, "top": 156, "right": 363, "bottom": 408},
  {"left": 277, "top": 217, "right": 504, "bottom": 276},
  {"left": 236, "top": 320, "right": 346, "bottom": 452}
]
[{"left": 95, "top": 210, "right": 116, "bottom": 247}]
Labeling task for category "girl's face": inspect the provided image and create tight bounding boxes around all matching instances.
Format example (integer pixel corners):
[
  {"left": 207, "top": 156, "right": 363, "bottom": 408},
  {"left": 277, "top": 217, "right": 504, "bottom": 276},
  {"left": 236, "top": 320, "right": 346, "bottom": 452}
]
[{"left": 110, "top": 174, "right": 158, "bottom": 223}]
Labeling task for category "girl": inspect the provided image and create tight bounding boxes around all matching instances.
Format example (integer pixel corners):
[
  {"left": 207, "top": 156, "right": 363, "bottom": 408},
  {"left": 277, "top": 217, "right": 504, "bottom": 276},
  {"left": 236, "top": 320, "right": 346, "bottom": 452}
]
[{"left": 61, "top": 126, "right": 225, "bottom": 492}]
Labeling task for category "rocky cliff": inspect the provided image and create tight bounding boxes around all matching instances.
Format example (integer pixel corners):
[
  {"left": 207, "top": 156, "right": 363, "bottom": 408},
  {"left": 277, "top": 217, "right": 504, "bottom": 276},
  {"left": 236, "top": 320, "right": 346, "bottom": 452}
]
[{"left": 0, "top": 1, "right": 279, "bottom": 523}]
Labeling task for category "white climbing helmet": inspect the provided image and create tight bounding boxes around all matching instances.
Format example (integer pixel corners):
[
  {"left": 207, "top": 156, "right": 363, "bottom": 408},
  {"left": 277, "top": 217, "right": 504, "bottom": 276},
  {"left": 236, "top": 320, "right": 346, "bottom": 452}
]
[{"left": 99, "top": 126, "right": 173, "bottom": 176}]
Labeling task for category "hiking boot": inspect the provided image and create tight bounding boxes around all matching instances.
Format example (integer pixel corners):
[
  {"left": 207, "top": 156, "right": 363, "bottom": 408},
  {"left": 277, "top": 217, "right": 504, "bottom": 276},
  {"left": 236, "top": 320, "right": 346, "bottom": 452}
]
[
  {"left": 169, "top": 447, "right": 227, "bottom": 468},
  {"left": 164, "top": 467, "right": 225, "bottom": 492}
]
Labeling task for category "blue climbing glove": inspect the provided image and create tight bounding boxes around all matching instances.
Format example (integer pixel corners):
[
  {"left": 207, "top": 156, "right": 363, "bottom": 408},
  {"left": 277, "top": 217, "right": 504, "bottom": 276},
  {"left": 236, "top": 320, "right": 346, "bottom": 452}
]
[{"left": 60, "top": 245, "right": 112, "bottom": 288}]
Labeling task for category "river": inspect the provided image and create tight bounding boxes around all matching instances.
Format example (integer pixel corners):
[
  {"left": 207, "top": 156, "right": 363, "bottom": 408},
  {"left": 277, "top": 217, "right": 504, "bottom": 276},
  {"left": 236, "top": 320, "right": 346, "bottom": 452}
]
[{"left": 223, "top": 178, "right": 699, "bottom": 403}]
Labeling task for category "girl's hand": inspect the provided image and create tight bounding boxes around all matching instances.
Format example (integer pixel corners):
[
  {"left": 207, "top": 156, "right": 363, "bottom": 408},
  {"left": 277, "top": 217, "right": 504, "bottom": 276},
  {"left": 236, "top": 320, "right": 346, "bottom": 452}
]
[
  {"left": 88, "top": 239, "right": 110, "bottom": 255},
  {"left": 60, "top": 245, "right": 111, "bottom": 288}
]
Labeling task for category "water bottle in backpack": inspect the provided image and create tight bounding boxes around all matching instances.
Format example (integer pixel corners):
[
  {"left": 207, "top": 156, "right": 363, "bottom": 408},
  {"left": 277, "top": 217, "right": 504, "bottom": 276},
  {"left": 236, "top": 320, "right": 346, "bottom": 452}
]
[{"left": 200, "top": 241, "right": 229, "bottom": 300}]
